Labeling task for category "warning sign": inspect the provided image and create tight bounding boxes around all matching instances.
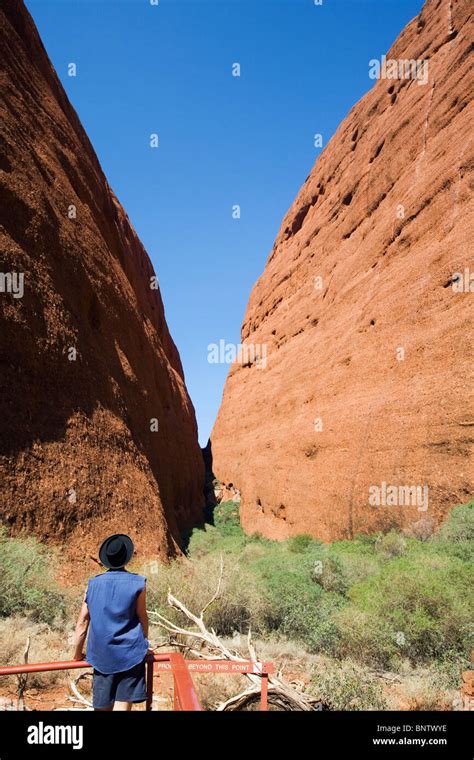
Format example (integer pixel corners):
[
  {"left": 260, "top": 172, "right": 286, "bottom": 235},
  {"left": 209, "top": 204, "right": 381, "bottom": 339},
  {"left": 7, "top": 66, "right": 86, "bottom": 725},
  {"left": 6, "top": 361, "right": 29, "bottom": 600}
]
[{"left": 153, "top": 659, "right": 273, "bottom": 675}]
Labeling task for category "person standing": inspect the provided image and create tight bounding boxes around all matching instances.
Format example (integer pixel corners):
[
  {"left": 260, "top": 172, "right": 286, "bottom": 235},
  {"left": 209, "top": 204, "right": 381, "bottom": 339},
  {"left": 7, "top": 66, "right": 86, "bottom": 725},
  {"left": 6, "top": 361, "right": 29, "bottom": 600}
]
[{"left": 73, "top": 534, "right": 149, "bottom": 711}]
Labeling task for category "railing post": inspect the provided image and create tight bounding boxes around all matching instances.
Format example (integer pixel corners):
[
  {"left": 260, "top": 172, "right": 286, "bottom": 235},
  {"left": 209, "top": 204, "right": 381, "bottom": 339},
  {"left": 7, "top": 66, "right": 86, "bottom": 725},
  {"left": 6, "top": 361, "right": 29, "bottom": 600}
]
[
  {"left": 168, "top": 653, "right": 202, "bottom": 711},
  {"left": 173, "top": 676, "right": 180, "bottom": 711},
  {"left": 145, "top": 655, "right": 154, "bottom": 711},
  {"left": 260, "top": 672, "right": 268, "bottom": 711}
]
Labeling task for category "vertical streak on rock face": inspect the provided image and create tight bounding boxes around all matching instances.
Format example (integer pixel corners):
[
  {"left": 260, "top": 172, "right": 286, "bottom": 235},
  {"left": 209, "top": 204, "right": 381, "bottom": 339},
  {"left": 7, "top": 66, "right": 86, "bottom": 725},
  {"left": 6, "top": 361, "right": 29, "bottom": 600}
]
[
  {"left": 0, "top": 0, "right": 204, "bottom": 567},
  {"left": 211, "top": 0, "right": 474, "bottom": 541}
]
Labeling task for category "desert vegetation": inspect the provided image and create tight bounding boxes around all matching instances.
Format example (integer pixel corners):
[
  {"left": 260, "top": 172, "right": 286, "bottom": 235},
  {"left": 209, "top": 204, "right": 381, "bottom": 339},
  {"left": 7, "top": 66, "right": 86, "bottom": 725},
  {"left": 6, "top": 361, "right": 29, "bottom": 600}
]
[
  {"left": 145, "top": 500, "right": 473, "bottom": 668},
  {"left": 0, "top": 501, "right": 472, "bottom": 709}
]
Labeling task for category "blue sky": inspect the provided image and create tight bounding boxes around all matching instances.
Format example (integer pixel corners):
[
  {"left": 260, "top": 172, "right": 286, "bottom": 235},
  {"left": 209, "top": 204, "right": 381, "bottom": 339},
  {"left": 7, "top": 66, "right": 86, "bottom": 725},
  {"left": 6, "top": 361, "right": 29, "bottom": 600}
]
[{"left": 27, "top": 0, "right": 423, "bottom": 445}]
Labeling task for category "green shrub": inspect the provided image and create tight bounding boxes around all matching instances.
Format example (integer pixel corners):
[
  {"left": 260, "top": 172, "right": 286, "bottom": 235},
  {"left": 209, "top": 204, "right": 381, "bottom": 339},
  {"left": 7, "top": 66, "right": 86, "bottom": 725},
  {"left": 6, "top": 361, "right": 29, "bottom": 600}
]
[
  {"left": 353, "top": 533, "right": 380, "bottom": 546},
  {"left": 310, "top": 541, "right": 379, "bottom": 591},
  {"left": 150, "top": 498, "right": 474, "bottom": 672},
  {"left": 334, "top": 552, "right": 473, "bottom": 667},
  {"left": 186, "top": 523, "right": 226, "bottom": 557},
  {"left": 253, "top": 551, "right": 344, "bottom": 652},
  {"left": 212, "top": 500, "right": 242, "bottom": 537},
  {"left": 144, "top": 552, "right": 268, "bottom": 636},
  {"left": 287, "top": 534, "right": 314, "bottom": 553},
  {"left": 431, "top": 651, "right": 472, "bottom": 690},
  {"left": 375, "top": 530, "right": 407, "bottom": 558},
  {"left": 0, "top": 525, "right": 66, "bottom": 625},
  {"left": 435, "top": 501, "right": 474, "bottom": 543},
  {"left": 312, "top": 554, "right": 350, "bottom": 595},
  {"left": 310, "top": 660, "right": 387, "bottom": 710}
]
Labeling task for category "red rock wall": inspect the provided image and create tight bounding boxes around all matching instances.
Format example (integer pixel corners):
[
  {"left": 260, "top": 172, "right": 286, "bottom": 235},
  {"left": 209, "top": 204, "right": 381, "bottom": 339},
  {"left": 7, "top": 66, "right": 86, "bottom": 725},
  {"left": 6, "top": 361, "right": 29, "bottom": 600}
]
[
  {"left": 460, "top": 670, "right": 474, "bottom": 710},
  {"left": 211, "top": 0, "right": 473, "bottom": 541},
  {"left": 0, "top": 0, "right": 204, "bottom": 568}
]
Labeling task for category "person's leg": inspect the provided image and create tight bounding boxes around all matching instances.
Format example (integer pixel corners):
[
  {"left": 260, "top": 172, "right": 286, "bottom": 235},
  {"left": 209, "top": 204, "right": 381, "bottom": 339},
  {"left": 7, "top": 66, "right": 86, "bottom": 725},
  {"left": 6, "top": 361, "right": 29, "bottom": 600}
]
[
  {"left": 92, "top": 669, "right": 115, "bottom": 712},
  {"left": 113, "top": 700, "right": 133, "bottom": 711},
  {"left": 114, "top": 659, "right": 147, "bottom": 710}
]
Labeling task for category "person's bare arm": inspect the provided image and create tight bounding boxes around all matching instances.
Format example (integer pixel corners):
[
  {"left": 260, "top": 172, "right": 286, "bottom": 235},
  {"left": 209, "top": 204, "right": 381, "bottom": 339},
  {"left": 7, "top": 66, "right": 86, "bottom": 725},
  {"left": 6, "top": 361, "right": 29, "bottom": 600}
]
[
  {"left": 72, "top": 592, "right": 90, "bottom": 661},
  {"left": 136, "top": 587, "right": 149, "bottom": 639}
]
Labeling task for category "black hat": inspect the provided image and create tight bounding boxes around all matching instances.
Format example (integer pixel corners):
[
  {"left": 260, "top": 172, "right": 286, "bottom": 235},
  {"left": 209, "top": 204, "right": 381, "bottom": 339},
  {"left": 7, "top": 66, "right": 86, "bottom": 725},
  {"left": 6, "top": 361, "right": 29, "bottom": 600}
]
[{"left": 99, "top": 534, "right": 134, "bottom": 569}]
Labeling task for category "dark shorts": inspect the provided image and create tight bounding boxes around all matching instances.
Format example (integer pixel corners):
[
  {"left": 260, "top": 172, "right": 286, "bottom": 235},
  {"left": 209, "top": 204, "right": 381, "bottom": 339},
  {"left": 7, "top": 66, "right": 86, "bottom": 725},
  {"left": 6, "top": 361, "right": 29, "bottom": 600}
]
[{"left": 92, "top": 658, "right": 147, "bottom": 708}]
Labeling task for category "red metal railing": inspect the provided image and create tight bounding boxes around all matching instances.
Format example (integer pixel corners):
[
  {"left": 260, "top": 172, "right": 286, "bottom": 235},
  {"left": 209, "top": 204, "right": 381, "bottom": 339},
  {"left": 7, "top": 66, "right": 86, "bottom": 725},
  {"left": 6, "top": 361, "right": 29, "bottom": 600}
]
[
  {"left": 154, "top": 652, "right": 202, "bottom": 711},
  {"left": 0, "top": 654, "right": 273, "bottom": 710},
  {"left": 153, "top": 658, "right": 273, "bottom": 710},
  {"left": 0, "top": 652, "right": 201, "bottom": 711}
]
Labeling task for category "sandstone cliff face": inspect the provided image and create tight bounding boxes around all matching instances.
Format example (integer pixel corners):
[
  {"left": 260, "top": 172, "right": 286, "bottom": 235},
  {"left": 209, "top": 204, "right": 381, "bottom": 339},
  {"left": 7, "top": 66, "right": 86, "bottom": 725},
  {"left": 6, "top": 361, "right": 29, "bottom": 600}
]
[
  {"left": 212, "top": 0, "right": 473, "bottom": 541},
  {"left": 0, "top": 0, "right": 204, "bottom": 567}
]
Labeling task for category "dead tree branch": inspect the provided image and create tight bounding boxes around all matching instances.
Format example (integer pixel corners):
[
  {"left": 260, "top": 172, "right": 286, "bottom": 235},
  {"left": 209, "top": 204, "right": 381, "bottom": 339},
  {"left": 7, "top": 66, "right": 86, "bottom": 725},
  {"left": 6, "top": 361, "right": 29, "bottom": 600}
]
[
  {"left": 16, "top": 637, "right": 30, "bottom": 711},
  {"left": 149, "top": 575, "right": 325, "bottom": 711},
  {"left": 68, "top": 673, "right": 93, "bottom": 709}
]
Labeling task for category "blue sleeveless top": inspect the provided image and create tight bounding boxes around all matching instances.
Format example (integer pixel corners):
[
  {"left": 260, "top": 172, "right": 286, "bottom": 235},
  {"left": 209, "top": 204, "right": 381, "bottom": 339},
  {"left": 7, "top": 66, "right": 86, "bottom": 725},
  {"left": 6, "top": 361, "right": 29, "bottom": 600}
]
[{"left": 85, "top": 569, "right": 149, "bottom": 674}]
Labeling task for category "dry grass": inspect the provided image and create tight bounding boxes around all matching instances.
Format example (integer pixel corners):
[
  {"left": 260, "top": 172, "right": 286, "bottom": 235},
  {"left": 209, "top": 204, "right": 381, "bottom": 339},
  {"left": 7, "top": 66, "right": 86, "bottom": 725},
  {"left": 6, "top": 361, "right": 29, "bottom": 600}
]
[
  {"left": 0, "top": 616, "right": 73, "bottom": 690},
  {"left": 383, "top": 667, "right": 457, "bottom": 711},
  {"left": 194, "top": 673, "right": 247, "bottom": 710},
  {"left": 0, "top": 618, "right": 462, "bottom": 711}
]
